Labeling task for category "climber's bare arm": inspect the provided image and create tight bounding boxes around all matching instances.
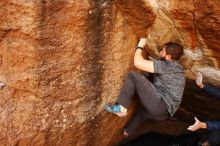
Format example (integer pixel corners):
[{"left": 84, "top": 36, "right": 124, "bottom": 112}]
[{"left": 134, "top": 49, "right": 154, "bottom": 73}]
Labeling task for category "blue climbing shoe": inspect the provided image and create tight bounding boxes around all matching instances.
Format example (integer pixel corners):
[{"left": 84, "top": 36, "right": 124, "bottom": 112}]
[{"left": 104, "top": 104, "right": 127, "bottom": 117}]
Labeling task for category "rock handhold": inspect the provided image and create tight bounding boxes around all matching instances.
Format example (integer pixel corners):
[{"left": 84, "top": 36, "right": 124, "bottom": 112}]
[{"left": 0, "top": 81, "right": 6, "bottom": 89}]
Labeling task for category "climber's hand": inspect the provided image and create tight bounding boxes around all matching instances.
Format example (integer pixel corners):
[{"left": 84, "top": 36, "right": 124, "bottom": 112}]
[
  {"left": 137, "top": 38, "right": 147, "bottom": 49},
  {"left": 187, "top": 117, "right": 205, "bottom": 131}
]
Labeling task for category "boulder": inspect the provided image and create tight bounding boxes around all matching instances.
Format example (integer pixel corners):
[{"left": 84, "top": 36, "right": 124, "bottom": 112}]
[{"left": 0, "top": 0, "right": 219, "bottom": 145}]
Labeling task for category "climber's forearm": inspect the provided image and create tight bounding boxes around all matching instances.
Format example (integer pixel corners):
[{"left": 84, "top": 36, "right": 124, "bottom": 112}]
[{"left": 134, "top": 49, "right": 154, "bottom": 73}]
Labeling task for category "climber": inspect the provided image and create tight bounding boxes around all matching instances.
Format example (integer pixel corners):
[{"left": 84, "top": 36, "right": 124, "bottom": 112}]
[
  {"left": 188, "top": 72, "right": 220, "bottom": 146},
  {"left": 104, "top": 38, "right": 185, "bottom": 136}
]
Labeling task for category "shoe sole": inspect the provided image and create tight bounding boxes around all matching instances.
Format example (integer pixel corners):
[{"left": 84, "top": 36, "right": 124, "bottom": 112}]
[
  {"left": 115, "top": 112, "right": 127, "bottom": 117},
  {"left": 104, "top": 104, "right": 127, "bottom": 117}
]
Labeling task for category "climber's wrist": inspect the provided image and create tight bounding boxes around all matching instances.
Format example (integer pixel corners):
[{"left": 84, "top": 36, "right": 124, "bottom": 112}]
[
  {"left": 137, "top": 46, "right": 143, "bottom": 50},
  {"left": 199, "top": 122, "right": 207, "bottom": 129}
]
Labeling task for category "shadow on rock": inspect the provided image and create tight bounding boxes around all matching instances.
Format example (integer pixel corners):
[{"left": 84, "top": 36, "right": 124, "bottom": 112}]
[{"left": 118, "top": 132, "right": 200, "bottom": 146}]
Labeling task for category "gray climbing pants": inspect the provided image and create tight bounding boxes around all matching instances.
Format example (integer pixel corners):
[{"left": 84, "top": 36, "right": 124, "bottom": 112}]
[{"left": 116, "top": 71, "right": 169, "bottom": 134}]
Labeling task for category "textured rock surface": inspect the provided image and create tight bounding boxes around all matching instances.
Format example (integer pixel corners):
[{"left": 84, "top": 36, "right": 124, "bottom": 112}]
[
  {"left": 0, "top": 0, "right": 137, "bottom": 145},
  {"left": 145, "top": 0, "right": 220, "bottom": 86},
  {"left": 0, "top": 0, "right": 220, "bottom": 146}
]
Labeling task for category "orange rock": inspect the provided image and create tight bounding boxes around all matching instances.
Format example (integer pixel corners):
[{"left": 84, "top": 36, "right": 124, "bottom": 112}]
[{"left": 0, "top": 0, "right": 219, "bottom": 145}]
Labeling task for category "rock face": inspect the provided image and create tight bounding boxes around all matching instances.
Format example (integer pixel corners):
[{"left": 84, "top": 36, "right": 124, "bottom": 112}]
[
  {"left": 145, "top": 0, "right": 220, "bottom": 86},
  {"left": 0, "top": 0, "right": 219, "bottom": 146}
]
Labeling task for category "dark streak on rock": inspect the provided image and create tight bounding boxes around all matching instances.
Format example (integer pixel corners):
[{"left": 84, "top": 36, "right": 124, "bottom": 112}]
[
  {"left": 37, "top": 0, "right": 67, "bottom": 100},
  {"left": 38, "top": 0, "right": 64, "bottom": 49},
  {"left": 82, "top": 0, "right": 113, "bottom": 145},
  {"left": 82, "top": 0, "right": 105, "bottom": 106}
]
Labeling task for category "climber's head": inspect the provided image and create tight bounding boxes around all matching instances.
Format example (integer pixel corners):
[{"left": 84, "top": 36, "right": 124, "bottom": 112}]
[{"left": 160, "top": 42, "right": 183, "bottom": 61}]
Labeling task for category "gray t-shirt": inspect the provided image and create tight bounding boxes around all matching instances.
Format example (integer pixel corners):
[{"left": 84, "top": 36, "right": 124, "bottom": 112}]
[{"left": 153, "top": 60, "right": 185, "bottom": 116}]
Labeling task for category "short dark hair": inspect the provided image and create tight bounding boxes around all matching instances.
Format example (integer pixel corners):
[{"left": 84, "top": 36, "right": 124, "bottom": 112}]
[{"left": 164, "top": 42, "right": 183, "bottom": 60}]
